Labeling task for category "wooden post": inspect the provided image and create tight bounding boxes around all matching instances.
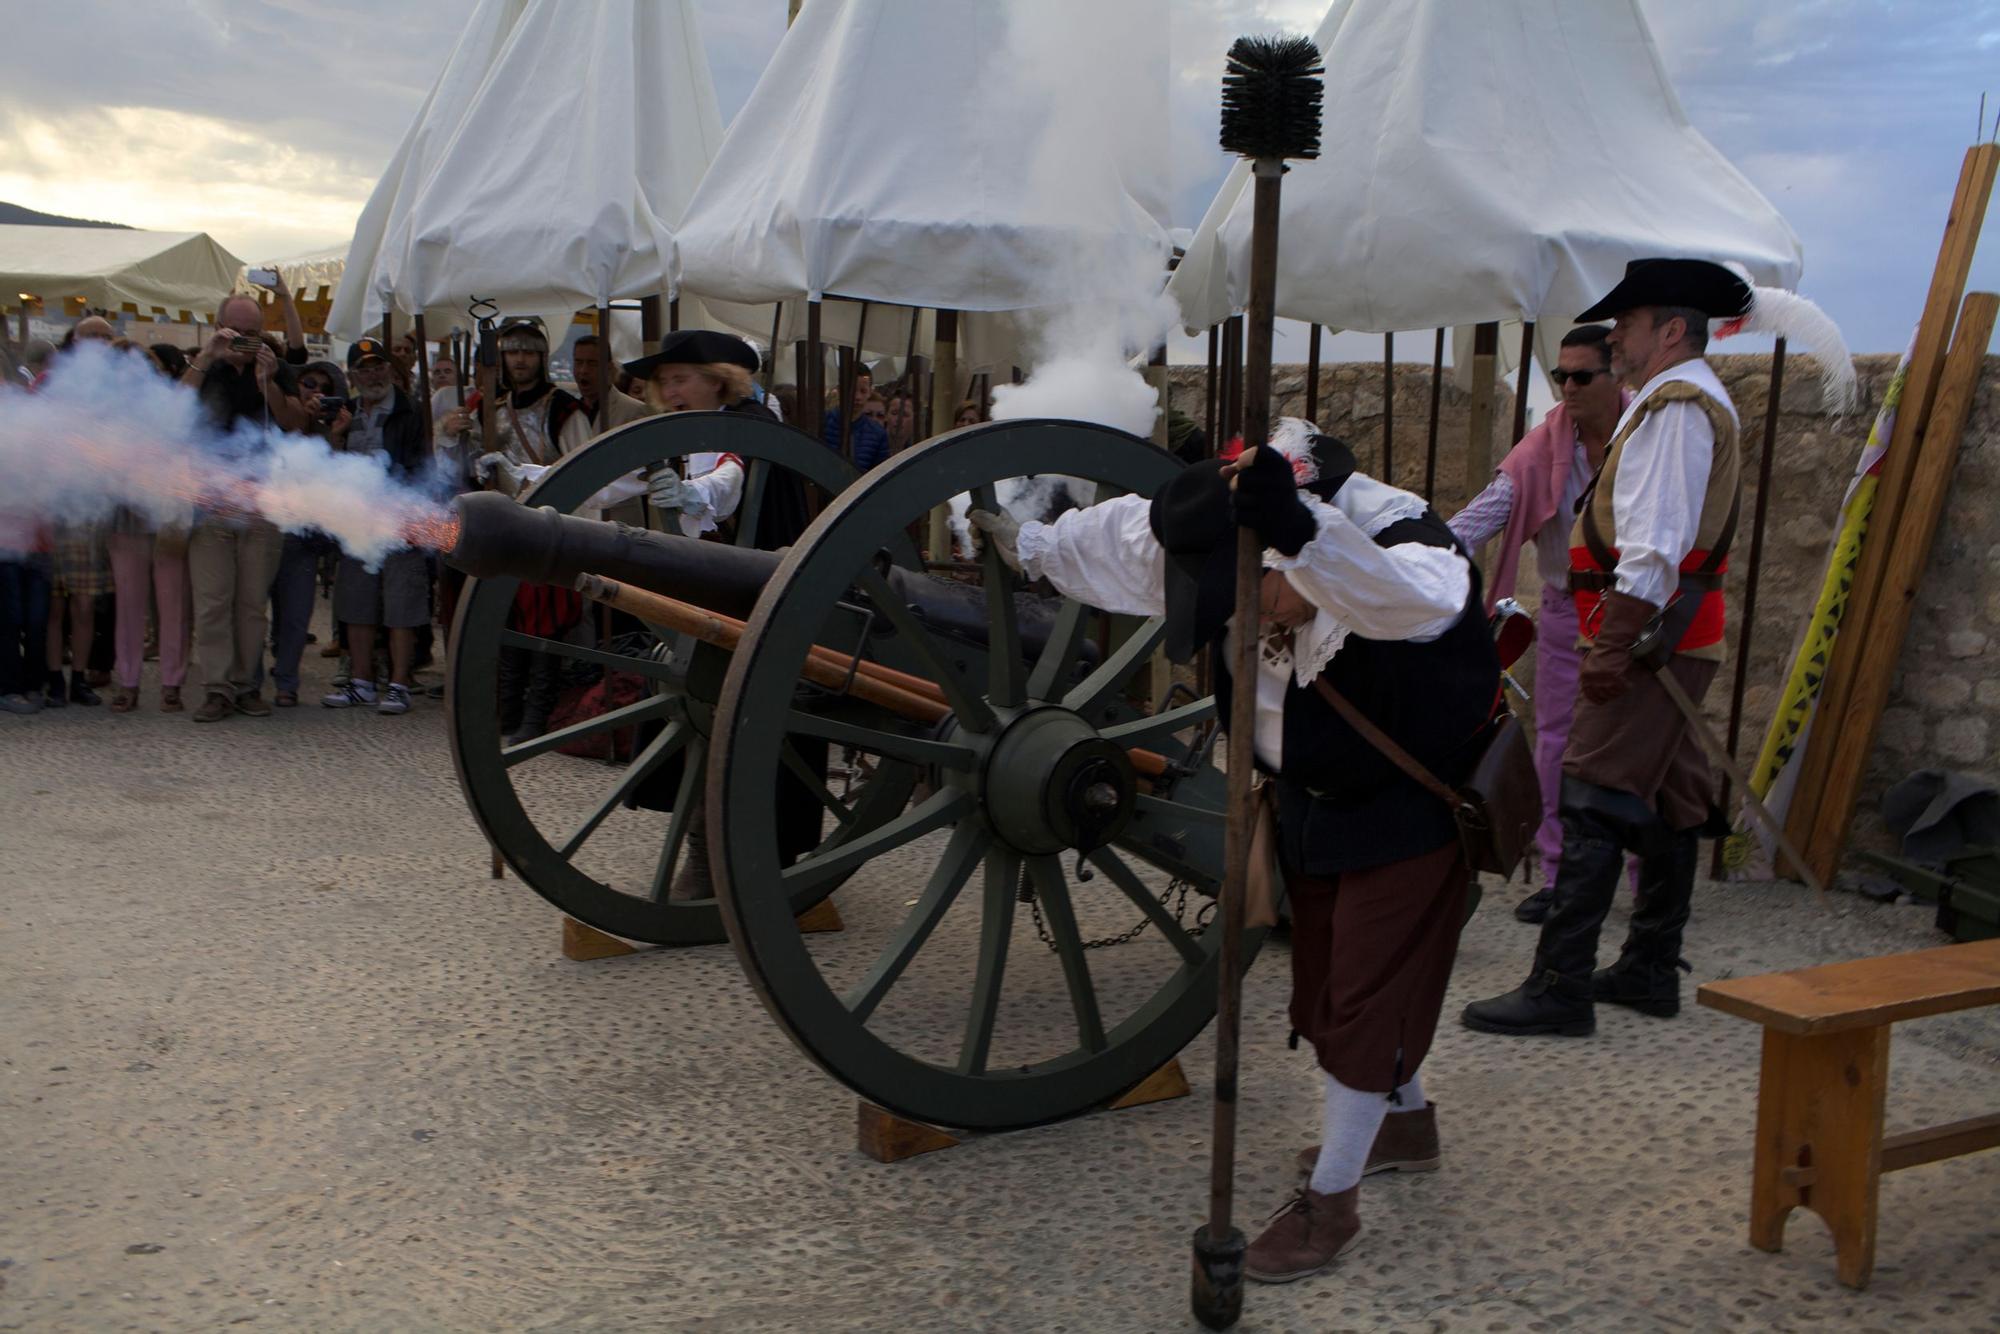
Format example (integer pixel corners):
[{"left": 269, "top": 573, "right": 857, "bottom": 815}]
[
  {"left": 837, "top": 344, "right": 856, "bottom": 463},
  {"left": 926, "top": 309, "right": 959, "bottom": 557},
  {"left": 1786, "top": 143, "right": 1999, "bottom": 871},
  {"left": 1463, "top": 322, "right": 1500, "bottom": 506},
  {"left": 1205, "top": 324, "right": 1219, "bottom": 448},
  {"left": 1798, "top": 292, "right": 2000, "bottom": 883},
  {"left": 412, "top": 314, "right": 435, "bottom": 448},
  {"left": 1304, "top": 324, "right": 1322, "bottom": 425},
  {"left": 640, "top": 294, "right": 663, "bottom": 353},
  {"left": 807, "top": 299, "right": 825, "bottom": 450},
  {"left": 1511, "top": 321, "right": 1535, "bottom": 446},
  {"left": 1713, "top": 338, "right": 1787, "bottom": 876},
  {"left": 668, "top": 297, "right": 681, "bottom": 332},
  {"left": 1223, "top": 315, "right": 1244, "bottom": 444},
  {"left": 766, "top": 302, "right": 783, "bottom": 392},
  {"left": 1381, "top": 330, "right": 1395, "bottom": 484},
  {"left": 1424, "top": 327, "right": 1445, "bottom": 502},
  {"left": 597, "top": 303, "right": 615, "bottom": 431}
]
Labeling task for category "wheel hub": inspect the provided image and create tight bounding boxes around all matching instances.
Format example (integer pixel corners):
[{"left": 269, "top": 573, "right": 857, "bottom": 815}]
[{"left": 980, "top": 706, "right": 1135, "bottom": 855}]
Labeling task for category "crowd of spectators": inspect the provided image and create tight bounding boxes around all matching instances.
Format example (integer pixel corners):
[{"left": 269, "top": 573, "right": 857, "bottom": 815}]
[{"left": 0, "top": 291, "right": 998, "bottom": 726}]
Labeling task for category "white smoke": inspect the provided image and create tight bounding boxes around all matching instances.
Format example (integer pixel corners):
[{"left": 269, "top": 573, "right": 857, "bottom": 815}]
[
  {"left": 0, "top": 342, "right": 454, "bottom": 567},
  {"left": 985, "top": 0, "right": 1178, "bottom": 442}
]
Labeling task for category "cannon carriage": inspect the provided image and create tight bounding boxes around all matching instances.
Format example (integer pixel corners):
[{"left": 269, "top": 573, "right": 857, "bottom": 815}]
[{"left": 446, "top": 411, "right": 1258, "bottom": 1131}]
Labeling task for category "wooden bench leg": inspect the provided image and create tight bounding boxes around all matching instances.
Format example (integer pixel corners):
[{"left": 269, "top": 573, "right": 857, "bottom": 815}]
[{"left": 1748, "top": 1025, "right": 1889, "bottom": 1288}]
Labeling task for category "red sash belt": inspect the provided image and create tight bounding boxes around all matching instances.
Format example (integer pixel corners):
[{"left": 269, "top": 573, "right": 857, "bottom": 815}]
[{"left": 1568, "top": 545, "right": 1727, "bottom": 650}]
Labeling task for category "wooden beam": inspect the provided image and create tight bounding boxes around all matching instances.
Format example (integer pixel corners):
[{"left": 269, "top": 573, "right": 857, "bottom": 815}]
[
  {"left": 1462, "top": 322, "right": 1500, "bottom": 506},
  {"left": 1785, "top": 143, "right": 1999, "bottom": 867},
  {"left": 1879, "top": 1112, "right": 2000, "bottom": 1173},
  {"left": 1799, "top": 291, "right": 2000, "bottom": 882}
]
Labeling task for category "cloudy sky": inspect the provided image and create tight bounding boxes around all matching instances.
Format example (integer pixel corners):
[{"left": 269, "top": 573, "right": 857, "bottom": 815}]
[{"left": 4, "top": 0, "right": 1998, "bottom": 354}]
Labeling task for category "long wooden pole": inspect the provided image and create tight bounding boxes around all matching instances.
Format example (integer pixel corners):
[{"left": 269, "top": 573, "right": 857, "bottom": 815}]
[
  {"left": 1785, "top": 143, "right": 1999, "bottom": 872},
  {"left": 1424, "top": 327, "right": 1445, "bottom": 502},
  {"left": 1381, "top": 331, "right": 1395, "bottom": 484},
  {"left": 1463, "top": 322, "right": 1499, "bottom": 506},
  {"left": 1304, "top": 324, "right": 1322, "bottom": 425},
  {"left": 412, "top": 314, "right": 435, "bottom": 448},
  {"left": 1511, "top": 321, "right": 1535, "bottom": 446},
  {"left": 1205, "top": 325, "right": 1219, "bottom": 448},
  {"left": 1712, "top": 338, "right": 1786, "bottom": 878},
  {"left": 1800, "top": 291, "right": 1999, "bottom": 883},
  {"left": 926, "top": 309, "right": 960, "bottom": 556}
]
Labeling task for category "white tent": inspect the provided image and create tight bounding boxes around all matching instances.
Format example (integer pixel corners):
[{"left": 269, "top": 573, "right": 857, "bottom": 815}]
[
  {"left": 328, "top": 0, "right": 726, "bottom": 346},
  {"left": 674, "top": 0, "right": 1172, "bottom": 371},
  {"left": 0, "top": 226, "right": 244, "bottom": 319},
  {"left": 237, "top": 245, "right": 346, "bottom": 299},
  {"left": 1168, "top": 0, "right": 1802, "bottom": 366}
]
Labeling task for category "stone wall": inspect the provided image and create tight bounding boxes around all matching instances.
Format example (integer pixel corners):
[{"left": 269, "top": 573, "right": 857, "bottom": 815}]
[{"left": 1168, "top": 353, "right": 2000, "bottom": 868}]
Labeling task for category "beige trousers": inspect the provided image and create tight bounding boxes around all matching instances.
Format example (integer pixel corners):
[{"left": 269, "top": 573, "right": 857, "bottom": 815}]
[{"left": 187, "top": 520, "right": 282, "bottom": 700}]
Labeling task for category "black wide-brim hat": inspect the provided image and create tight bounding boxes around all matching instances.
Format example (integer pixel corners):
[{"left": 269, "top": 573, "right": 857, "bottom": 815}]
[
  {"left": 1151, "top": 460, "right": 1238, "bottom": 665},
  {"left": 1576, "top": 258, "right": 1753, "bottom": 323},
  {"left": 622, "top": 328, "right": 760, "bottom": 379}
]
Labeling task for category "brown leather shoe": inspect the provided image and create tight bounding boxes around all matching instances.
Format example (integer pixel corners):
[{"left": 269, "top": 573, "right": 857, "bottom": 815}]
[
  {"left": 160, "top": 686, "right": 183, "bottom": 713},
  {"left": 192, "top": 692, "right": 233, "bottom": 723},
  {"left": 1296, "top": 1104, "right": 1442, "bottom": 1179},
  {"left": 235, "top": 692, "right": 273, "bottom": 717},
  {"left": 1245, "top": 1185, "right": 1359, "bottom": 1284}
]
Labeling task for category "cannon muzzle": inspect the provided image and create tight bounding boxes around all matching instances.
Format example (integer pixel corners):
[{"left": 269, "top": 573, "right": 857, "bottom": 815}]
[{"left": 443, "top": 491, "right": 780, "bottom": 618}]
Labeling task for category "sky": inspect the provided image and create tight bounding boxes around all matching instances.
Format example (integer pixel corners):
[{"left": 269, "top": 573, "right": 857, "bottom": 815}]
[{"left": 4, "top": 0, "right": 2000, "bottom": 356}]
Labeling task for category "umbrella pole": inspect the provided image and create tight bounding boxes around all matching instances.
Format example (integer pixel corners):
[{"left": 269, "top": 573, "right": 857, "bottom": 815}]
[
  {"left": 926, "top": 309, "right": 960, "bottom": 556},
  {"left": 1304, "top": 324, "right": 1321, "bottom": 427},
  {"left": 1205, "top": 325, "right": 1219, "bottom": 449},
  {"left": 1511, "top": 321, "right": 1535, "bottom": 445},
  {"left": 413, "top": 315, "right": 434, "bottom": 449},
  {"left": 1424, "top": 328, "right": 1444, "bottom": 503},
  {"left": 767, "top": 302, "right": 783, "bottom": 394},
  {"left": 1382, "top": 331, "right": 1395, "bottom": 484}
]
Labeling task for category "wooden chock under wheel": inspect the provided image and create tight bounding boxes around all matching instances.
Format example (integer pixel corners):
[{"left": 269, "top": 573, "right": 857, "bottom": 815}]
[{"left": 856, "top": 1058, "right": 1190, "bottom": 1163}]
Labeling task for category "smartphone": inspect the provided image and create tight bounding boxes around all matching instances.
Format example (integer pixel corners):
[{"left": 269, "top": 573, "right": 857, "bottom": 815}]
[
  {"left": 231, "top": 336, "right": 262, "bottom": 353},
  {"left": 247, "top": 267, "right": 279, "bottom": 288},
  {"left": 317, "top": 395, "right": 354, "bottom": 417}
]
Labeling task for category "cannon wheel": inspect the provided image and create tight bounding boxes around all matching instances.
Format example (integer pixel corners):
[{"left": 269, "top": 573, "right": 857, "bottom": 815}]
[
  {"left": 449, "top": 411, "right": 917, "bottom": 945},
  {"left": 710, "top": 421, "right": 1260, "bottom": 1131}
]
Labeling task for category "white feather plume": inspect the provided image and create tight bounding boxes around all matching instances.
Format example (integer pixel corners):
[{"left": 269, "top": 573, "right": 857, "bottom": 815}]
[{"left": 1717, "top": 263, "right": 1858, "bottom": 414}]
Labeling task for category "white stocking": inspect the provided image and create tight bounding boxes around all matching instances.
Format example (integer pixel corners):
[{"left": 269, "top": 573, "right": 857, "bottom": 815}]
[
  {"left": 1391, "top": 1071, "right": 1426, "bottom": 1112},
  {"left": 1309, "top": 1071, "right": 1390, "bottom": 1194}
]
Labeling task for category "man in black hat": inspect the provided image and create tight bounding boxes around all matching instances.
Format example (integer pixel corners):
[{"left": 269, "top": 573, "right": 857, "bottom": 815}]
[
  {"left": 1463, "top": 259, "right": 1751, "bottom": 1038},
  {"left": 974, "top": 420, "right": 1499, "bottom": 1285}
]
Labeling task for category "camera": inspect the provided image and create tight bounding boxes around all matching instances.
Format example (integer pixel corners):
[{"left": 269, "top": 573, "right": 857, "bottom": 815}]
[
  {"left": 316, "top": 394, "right": 354, "bottom": 418},
  {"left": 230, "top": 336, "right": 262, "bottom": 353},
  {"left": 247, "top": 267, "right": 279, "bottom": 288}
]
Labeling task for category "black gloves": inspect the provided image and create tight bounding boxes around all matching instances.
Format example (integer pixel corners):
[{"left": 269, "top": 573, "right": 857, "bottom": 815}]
[{"left": 1231, "top": 443, "right": 1318, "bottom": 556}]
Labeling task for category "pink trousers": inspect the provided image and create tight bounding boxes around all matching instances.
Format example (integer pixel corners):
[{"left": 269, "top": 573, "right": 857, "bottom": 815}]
[
  {"left": 1532, "top": 585, "right": 1584, "bottom": 888},
  {"left": 107, "top": 532, "right": 189, "bottom": 689}
]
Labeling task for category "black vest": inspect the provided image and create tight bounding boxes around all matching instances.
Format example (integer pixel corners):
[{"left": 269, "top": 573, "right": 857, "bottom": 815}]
[{"left": 1212, "top": 511, "right": 1501, "bottom": 876}]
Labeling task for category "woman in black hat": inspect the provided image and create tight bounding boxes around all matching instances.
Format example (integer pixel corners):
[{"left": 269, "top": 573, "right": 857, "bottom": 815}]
[{"left": 620, "top": 329, "right": 811, "bottom": 548}]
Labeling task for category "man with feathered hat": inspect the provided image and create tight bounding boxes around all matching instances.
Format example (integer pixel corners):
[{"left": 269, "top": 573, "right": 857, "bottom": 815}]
[
  {"left": 1463, "top": 258, "right": 1854, "bottom": 1038},
  {"left": 974, "top": 421, "right": 1501, "bottom": 1284}
]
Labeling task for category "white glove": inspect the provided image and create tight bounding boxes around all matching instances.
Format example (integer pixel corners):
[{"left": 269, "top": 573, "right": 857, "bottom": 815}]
[
  {"left": 473, "top": 451, "right": 508, "bottom": 483},
  {"left": 647, "top": 467, "right": 685, "bottom": 513},
  {"left": 967, "top": 509, "right": 1022, "bottom": 572}
]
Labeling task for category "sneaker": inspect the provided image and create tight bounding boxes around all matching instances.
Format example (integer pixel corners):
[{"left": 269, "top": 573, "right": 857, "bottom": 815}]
[
  {"left": 322, "top": 679, "right": 379, "bottom": 709},
  {"left": 0, "top": 692, "right": 41, "bottom": 715},
  {"left": 376, "top": 682, "right": 412, "bottom": 715},
  {"left": 192, "top": 692, "right": 234, "bottom": 723}
]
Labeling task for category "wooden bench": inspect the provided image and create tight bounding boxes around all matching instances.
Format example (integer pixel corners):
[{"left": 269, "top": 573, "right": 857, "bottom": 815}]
[{"left": 1698, "top": 936, "right": 2000, "bottom": 1288}]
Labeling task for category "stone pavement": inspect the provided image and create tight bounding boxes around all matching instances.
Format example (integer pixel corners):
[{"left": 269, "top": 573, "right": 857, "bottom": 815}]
[{"left": 2, "top": 630, "right": 1997, "bottom": 1333}]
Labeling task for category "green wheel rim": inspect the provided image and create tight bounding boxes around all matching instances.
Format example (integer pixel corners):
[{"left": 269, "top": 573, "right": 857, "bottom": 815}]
[{"left": 710, "top": 420, "right": 1259, "bottom": 1130}]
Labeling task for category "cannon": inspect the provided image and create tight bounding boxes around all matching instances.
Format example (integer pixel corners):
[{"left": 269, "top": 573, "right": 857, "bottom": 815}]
[{"left": 446, "top": 411, "right": 1252, "bottom": 1130}]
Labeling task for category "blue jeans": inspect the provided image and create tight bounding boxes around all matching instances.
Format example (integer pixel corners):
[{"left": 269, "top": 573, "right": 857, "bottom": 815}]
[
  {"left": 0, "top": 554, "right": 53, "bottom": 697},
  {"left": 261, "top": 534, "right": 320, "bottom": 694}
]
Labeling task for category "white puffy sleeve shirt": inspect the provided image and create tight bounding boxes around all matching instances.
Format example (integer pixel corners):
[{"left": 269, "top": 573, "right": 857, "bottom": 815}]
[{"left": 1608, "top": 361, "right": 1733, "bottom": 607}]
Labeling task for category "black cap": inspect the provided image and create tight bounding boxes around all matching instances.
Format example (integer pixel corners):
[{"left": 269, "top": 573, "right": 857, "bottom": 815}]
[
  {"left": 1576, "top": 258, "right": 1752, "bottom": 323},
  {"left": 1150, "top": 461, "right": 1238, "bottom": 665},
  {"left": 622, "top": 328, "right": 760, "bottom": 379},
  {"left": 347, "top": 336, "right": 389, "bottom": 368}
]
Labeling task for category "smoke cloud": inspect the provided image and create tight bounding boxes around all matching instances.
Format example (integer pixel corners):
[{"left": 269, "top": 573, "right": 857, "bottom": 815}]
[
  {"left": 985, "top": 0, "right": 1178, "bottom": 442},
  {"left": 0, "top": 343, "right": 455, "bottom": 566}
]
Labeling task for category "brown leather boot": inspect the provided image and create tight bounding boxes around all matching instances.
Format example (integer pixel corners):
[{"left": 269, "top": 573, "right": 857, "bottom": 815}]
[
  {"left": 1295, "top": 1104, "right": 1442, "bottom": 1178},
  {"left": 1245, "top": 1184, "right": 1360, "bottom": 1284}
]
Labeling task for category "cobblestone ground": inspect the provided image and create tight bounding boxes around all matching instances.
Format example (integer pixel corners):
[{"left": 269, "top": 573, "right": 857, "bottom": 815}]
[{"left": 3, "top": 619, "right": 1997, "bottom": 1332}]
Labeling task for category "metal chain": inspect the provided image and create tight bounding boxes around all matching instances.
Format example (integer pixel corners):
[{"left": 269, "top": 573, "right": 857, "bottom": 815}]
[{"left": 1025, "top": 873, "right": 1211, "bottom": 953}]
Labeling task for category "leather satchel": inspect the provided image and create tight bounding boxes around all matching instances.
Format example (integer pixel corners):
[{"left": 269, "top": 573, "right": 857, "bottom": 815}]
[{"left": 1311, "top": 678, "right": 1540, "bottom": 880}]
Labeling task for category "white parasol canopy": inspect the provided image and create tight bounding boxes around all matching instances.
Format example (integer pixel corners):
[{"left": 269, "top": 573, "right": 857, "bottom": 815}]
[
  {"left": 328, "top": 0, "right": 726, "bottom": 342},
  {"left": 1167, "top": 0, "right": 1803, "bottom": 356}
]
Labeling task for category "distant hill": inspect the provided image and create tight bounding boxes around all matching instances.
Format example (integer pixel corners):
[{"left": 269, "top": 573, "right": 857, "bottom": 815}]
[{"left": 0, "top": 201, "right": 133, "bottom": 229}]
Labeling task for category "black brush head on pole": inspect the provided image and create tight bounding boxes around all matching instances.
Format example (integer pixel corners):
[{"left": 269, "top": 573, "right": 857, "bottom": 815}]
[{"left": 1219, "top": 34, "right": 1323, "bottom": 161}]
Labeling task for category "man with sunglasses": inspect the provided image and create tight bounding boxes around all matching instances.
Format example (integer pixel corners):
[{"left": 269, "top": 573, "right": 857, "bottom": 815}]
[{"left": 1450, "top": 325, "right": 1628, "bottom": 922}]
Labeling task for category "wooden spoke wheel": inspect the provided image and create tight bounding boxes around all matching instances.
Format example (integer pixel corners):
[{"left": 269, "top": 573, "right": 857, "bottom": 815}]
[
  {"left": 710, "top": 421, "right": 1258, "bottom": 1130},
  {"left": 448, "top": 411, "right": 917, "bottom": 945}
]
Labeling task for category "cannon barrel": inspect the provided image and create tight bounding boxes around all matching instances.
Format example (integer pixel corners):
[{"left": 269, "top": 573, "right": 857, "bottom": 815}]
[{"left": 444, "top": 491, "right": 779, "bottom": 619}]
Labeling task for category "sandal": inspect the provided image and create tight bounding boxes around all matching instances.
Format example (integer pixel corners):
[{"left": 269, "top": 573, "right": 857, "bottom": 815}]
[
  {"left": 110, "top": 687, "right": 138, "bottom": 713},
  {"left": 275, "top": 690, "right": 299, "bottom": 708},
  {"left": 160, "top": 686, "right": 183, "bottom": 713}
]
